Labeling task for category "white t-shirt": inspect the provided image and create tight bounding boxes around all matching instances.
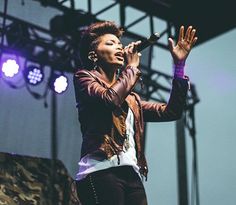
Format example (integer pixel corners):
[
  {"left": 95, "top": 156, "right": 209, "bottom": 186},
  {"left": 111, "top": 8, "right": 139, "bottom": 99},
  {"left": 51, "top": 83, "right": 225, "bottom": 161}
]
[{"left": 76, "top": 108, "right": 140, "bottom": 181}]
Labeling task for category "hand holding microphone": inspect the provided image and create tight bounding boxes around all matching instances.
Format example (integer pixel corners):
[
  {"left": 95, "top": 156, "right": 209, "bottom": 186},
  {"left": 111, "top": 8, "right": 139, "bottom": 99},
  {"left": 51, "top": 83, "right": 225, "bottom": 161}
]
[
  {"left": 124, "top": 40, "right": 142, "bottom": 68},
  {"left": 124, "top": 33, "right": 160, "bottom": 68}
]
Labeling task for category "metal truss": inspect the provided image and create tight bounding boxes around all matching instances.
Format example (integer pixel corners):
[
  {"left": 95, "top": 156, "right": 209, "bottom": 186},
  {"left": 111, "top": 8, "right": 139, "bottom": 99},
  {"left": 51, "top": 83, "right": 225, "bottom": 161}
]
[
  {"left": 0, "top": 1, "right": 199, "bottom": 105},
  {"left": 0, "top": 0, "right": 199, "bottom": 104},
  {"left": 0, "top": 12, "right": 81, "bottom": 73},
  {"left": 33, "top": 0, "right": 175, "bottom": 49}
]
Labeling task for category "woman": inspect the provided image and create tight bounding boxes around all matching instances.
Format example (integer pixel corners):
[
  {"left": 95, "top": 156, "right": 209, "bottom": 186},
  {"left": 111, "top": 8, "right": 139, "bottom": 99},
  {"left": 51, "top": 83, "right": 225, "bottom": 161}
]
[{"left": 73, "top": 21, "right": 197, "bottom": 205}]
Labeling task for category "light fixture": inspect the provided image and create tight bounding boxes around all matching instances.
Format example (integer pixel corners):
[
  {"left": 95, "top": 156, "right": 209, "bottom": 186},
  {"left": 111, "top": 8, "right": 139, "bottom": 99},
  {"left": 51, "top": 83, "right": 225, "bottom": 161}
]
[
  {"left": 1, "top": 59, "right": 20, "bottom": 78},
  {"left": 23, "top": 65, "right": 44, "bottom": 85},
  {"left": 49, "top": 72, "right": 68, "bottom": 94}
]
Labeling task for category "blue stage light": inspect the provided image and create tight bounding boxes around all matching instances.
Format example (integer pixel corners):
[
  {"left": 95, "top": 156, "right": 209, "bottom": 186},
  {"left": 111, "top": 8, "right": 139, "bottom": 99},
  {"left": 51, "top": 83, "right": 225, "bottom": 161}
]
[{"left": 24, "top": 65, "right": 44, "bottom": 85}]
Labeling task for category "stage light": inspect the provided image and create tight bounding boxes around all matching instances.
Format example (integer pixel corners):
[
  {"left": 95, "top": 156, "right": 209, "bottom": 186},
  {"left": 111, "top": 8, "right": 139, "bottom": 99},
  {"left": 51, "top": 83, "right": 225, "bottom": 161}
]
[
  {"left": 49, "top": 73, "right": 68, "bottom": 94},
  {"left": 53, "top": 75, "right": 68, "bottom": 94},
  {"left": 24, "top": 65, "right": 44, "bottom": 85},
  {"left": 1, "top": 59, "right": 20, "bottom": 78}
]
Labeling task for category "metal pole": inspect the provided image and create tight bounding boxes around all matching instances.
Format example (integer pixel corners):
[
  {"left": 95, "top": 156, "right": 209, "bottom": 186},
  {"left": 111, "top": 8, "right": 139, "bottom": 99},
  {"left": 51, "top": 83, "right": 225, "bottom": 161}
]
[
  {"left": 50, "top": 91, "right": 58, "bottom": 203},
  {"left": 176, "top": 115, "right": 189, "bottom": 205},
  {"left": 51, "top": 91, "right": 58, "bottom": 161}
]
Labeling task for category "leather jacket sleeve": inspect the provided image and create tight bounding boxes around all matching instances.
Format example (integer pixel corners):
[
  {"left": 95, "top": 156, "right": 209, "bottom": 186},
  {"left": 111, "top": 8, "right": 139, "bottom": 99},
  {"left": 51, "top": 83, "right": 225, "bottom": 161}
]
[
  {"left": 74, "top": 66, "right": 141, "bottom": 109},
  {"left": 141, "top": 77, "right": 189, "bottom": 122}
]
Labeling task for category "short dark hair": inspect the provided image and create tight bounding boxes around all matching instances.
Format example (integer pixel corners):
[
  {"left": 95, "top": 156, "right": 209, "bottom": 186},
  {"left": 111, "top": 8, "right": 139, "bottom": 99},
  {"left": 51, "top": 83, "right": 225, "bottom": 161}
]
[{"left": 79, "top": 21, "right": 123, "bottom": 69}]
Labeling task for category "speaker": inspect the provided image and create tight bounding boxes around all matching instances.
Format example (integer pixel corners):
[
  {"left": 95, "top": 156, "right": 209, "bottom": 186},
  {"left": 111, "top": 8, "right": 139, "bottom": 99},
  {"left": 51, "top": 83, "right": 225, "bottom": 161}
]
[{"left": 0, "top": 152, "right": 79, "bottom": 205}]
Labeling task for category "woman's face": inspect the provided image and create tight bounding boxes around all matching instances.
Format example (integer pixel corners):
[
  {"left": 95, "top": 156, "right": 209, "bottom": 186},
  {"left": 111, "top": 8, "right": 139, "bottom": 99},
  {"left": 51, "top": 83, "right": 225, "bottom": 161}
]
[{"left": 95, "top": 34, "right": 124, "bottom": 67}]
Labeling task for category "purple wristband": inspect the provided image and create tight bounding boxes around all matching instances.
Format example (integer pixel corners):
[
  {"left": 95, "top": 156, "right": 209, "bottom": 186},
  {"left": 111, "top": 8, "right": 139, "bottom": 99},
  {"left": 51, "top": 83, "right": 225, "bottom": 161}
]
[{"left": 174, "top": 64, "right": 185, "bottom": 78}]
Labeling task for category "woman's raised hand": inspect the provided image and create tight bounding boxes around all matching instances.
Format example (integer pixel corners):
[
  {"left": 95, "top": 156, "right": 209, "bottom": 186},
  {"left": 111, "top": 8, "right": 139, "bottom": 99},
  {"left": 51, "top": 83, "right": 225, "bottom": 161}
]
[{"left": 168, "top": 26, "right": 198, "bottom": 65}]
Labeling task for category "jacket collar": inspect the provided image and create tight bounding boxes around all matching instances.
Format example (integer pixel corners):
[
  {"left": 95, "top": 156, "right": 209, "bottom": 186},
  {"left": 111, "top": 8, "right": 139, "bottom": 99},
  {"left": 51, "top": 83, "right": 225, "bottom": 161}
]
[
  {"left": 89, "top": 69, "right": 139, "bottom": 118},
  {"left": 90, "top": 69, "right": 117, "bottom": 88}
]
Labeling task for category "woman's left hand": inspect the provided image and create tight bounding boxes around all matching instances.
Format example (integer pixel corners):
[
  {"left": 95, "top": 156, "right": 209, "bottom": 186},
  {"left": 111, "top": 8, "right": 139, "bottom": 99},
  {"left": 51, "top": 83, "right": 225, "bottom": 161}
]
[{"left": 168, "top": 26, "right": 198, "bottom": 65}]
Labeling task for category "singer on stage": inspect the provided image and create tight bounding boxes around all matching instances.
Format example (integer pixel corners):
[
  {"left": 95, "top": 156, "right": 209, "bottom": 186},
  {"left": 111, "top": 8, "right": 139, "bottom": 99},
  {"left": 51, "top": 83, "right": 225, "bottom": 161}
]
[{"left": 73, "top": 21, "right": 197, "bottom": 205}]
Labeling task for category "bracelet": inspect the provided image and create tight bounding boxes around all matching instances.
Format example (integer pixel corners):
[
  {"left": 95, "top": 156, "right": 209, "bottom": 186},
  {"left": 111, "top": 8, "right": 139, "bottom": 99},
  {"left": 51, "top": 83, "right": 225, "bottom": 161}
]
[
  {"left": 174, "top": 60, "right": 185, "bottom": 67},
  {"left": 173, "top": 61, "right": 185, "bottom": 78}
]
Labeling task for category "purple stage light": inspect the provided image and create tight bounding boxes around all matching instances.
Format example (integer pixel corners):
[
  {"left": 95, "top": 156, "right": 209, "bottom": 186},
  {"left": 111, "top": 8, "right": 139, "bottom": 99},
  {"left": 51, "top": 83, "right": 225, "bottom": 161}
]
[
  {"left": 52, "top": 75, "right": 68, "bottom": 94},
  {"left": 24, "top": 65, "right": 44, "bottom": 85},
  {"left": 1, "top": 59, "right": 20, "bottom": 77}
]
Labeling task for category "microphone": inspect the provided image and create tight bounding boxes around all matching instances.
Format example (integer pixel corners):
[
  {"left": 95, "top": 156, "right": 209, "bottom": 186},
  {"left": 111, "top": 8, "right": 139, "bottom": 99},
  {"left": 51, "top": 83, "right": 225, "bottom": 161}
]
[{"left": 136, "top": 32, "right": 160, "bottom": 52}]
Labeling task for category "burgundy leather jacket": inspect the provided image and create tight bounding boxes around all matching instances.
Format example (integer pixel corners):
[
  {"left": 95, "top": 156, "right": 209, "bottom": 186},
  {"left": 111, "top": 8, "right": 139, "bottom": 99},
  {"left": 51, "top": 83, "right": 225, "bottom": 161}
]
[{"left": 73, "top": 66, "right": 189, "bottom": 180}]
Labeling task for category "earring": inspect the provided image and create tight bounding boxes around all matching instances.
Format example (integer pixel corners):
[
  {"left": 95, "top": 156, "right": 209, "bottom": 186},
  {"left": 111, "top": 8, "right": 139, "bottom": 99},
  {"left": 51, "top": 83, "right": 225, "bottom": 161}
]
[
  {"left": 88, "top": 51, "right": 98, "bottom": 69},
  {"left": 93, "top": 60, "right": 98, "bottom": 70},
  {"left": 88, "top": 55, "right": 93, "bottom": 61}
]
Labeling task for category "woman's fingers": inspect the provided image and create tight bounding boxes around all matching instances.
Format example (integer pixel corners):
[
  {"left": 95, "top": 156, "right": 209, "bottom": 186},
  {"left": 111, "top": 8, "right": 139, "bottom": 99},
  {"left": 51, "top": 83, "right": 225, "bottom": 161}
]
[
  {"left": 133, "top": 40, "right": 141, "bottom": 53},
  {"left": 125, "top": 42, "right": 134, "bottom": 53},
  {"left": 125, "top": 40, "right": 141, "bottom": 53},
  {"left": 177, "top": 26, "right": 198, "bottom": 47},
  {"left": 178, "top": 26, "right": 184, "bottom": 42},
  {"left": 190, "top": 29, "right": 196, "bottom": 43},
  {"left": 192, "top": 37, "right": 198, "bottom": 46},
  {"left": 185, "top": 26, "right": 193, "bottom": 42},
  {"left": 124, "top": 41, "right": 141, "bottom": 67}
]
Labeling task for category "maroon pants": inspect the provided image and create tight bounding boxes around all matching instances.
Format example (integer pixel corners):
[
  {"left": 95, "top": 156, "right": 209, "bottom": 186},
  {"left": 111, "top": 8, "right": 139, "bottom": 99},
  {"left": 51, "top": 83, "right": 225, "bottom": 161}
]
[{"left": 76, "top": 166, "right": 148, "bottom": 205}]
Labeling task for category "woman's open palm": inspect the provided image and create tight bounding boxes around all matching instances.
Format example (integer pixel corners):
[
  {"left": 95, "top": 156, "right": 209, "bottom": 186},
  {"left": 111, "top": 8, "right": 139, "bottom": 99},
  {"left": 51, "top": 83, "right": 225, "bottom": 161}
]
[{"left": 168, "top": 26, "right": 198, "bottom": 64}]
